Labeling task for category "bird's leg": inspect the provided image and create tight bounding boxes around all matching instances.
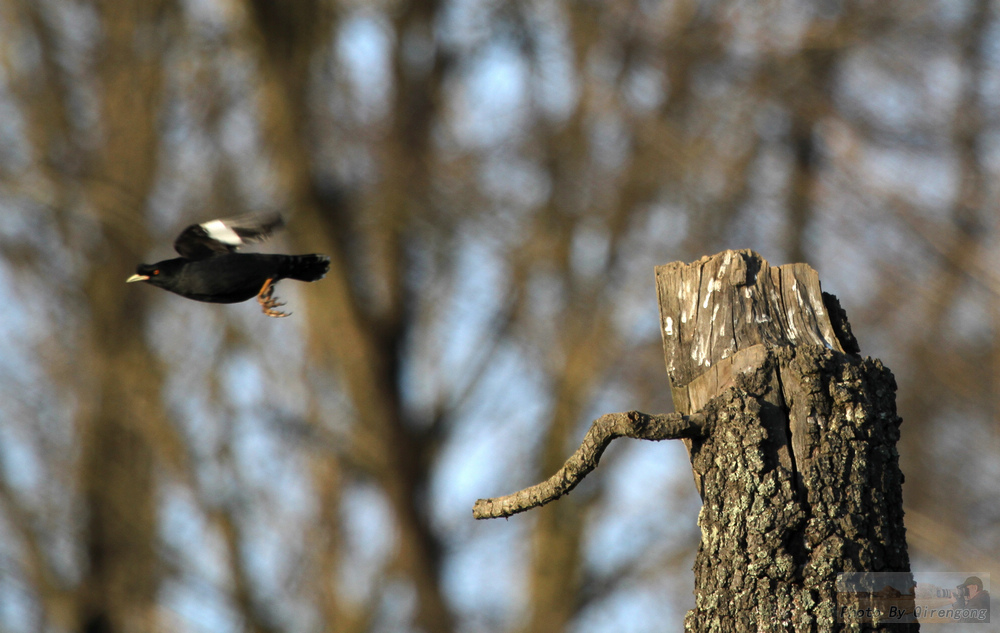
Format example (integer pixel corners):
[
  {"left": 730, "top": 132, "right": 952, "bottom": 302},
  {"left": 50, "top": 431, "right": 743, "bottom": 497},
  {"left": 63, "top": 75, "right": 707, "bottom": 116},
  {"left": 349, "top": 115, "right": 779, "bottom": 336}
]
[{"left": 256, "top": 278, "right": 290, "bottom": 318}]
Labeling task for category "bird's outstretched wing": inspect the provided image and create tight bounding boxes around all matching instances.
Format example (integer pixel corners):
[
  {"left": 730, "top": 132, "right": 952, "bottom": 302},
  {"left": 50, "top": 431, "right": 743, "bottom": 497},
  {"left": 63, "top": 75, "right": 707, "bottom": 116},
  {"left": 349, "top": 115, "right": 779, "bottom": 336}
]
[{"left": 173, "top": 213, "right": 286, "bottom": 260}]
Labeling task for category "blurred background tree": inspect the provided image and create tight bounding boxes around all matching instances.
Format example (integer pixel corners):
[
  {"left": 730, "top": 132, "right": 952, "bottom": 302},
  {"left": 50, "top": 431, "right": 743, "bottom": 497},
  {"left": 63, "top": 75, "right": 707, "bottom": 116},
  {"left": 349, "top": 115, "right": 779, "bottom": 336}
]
[{"left": 0, "top": 0, "right": 997, "bottom": 632}]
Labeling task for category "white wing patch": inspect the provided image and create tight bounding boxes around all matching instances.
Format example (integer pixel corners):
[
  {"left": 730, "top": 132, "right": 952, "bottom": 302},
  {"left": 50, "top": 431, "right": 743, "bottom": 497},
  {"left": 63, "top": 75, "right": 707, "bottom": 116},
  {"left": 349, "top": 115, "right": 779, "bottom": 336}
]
[{"left": 202, "top": 220, "right": 244, "bottom": 245}]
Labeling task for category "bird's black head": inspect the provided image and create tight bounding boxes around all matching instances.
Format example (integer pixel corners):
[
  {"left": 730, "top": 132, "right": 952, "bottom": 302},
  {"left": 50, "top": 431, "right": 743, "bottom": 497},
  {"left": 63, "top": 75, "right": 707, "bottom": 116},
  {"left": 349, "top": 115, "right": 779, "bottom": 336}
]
[{"left": 125, "top": 260, "right": 184, "bottom": 289}]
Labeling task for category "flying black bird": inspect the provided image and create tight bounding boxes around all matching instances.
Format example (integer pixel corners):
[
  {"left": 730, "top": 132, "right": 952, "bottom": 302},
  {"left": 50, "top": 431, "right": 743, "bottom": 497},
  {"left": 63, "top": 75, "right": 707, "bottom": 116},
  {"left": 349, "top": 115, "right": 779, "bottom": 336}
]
[{"left": 126, "top": 213, "right": 329, "bottom": 317}]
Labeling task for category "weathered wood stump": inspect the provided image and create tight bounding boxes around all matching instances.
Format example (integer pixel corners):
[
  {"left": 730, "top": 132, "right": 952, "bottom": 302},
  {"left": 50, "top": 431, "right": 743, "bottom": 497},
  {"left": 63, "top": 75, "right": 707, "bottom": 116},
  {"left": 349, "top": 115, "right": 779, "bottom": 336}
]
[
  {"left": 656, "top": 250, "right": 915, "bottom": 632},
  {"left": 474, "top": 249, "right": 916, "bottom": 632}
]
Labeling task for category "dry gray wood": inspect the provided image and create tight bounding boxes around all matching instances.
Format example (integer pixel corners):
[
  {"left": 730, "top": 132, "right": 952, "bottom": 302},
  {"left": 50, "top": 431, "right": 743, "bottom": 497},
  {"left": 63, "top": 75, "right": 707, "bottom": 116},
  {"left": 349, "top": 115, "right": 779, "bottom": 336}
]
[{"left": 655, "top": 249, "right": 844, "bottom": 416}]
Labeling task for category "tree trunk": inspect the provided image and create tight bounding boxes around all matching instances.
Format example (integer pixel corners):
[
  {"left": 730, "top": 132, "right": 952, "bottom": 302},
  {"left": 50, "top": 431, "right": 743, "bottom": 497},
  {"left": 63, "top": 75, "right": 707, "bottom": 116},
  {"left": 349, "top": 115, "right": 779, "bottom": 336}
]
[
  {"left": 77, "top": 3, "right": 174, "bottom": 631},
  {"left": 655, "top": 250, "right": 917, "bottom": 632}
]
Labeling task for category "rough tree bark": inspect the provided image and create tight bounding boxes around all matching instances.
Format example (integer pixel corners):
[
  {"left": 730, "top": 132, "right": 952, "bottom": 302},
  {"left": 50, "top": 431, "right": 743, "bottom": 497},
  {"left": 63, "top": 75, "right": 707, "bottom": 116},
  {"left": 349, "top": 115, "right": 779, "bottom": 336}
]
[
  {"left": 475, "top": 250, "right": 916, "bottom": 632},
  {"left": 657, "top": 250, "right": 916, "bottom": 631}
]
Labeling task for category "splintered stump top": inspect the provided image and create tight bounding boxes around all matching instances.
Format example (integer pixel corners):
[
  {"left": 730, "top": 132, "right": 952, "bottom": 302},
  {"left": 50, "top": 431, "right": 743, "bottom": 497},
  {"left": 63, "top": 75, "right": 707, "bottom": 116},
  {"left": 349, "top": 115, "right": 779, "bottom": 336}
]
[{"left": 655, "top": 249, "right": 851, "bottom": 415}]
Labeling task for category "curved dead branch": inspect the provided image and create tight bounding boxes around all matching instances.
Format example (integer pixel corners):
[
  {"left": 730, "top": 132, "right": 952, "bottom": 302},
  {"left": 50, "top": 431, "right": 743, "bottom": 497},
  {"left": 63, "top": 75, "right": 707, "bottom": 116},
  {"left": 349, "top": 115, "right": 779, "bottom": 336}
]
[{"left": 473, "top": 410, "right": 708, "bottom": 520}]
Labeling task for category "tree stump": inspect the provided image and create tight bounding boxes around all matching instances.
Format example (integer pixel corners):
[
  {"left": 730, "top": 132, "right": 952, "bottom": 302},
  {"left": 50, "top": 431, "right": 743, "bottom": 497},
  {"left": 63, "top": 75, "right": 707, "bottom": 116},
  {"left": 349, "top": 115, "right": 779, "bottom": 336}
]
[
  {"left": 656, "top": 250, "right": 915, "bottom": 632},
  {"left": 474, "top": 249, "right": 917, "bottom": 631}
]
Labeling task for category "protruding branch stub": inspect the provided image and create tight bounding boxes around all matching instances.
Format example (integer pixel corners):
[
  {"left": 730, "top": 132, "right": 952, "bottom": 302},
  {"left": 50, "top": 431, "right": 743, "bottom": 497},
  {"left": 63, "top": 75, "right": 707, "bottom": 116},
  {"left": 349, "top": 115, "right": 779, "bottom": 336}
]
[
  {"left": 472, "top": 411, "right": 707, "bottom": 520},
  {"left": 655, "top": 249, "right": 845, "bottom": 415}
]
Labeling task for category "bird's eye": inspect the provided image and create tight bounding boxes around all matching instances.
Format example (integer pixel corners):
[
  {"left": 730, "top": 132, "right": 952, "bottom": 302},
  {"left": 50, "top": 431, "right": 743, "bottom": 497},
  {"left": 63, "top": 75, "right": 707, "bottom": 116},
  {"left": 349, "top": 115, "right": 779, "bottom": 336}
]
[{"left": 152, "top": 270, "right": 159, "bottom": 276}]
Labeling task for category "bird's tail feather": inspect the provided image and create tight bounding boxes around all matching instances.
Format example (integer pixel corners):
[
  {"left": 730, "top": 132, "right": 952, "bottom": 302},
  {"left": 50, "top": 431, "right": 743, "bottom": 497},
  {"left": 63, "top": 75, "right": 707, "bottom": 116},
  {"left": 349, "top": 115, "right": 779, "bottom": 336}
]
[{"left": 282, "top": 254, "right": 330, "bottom": 282}]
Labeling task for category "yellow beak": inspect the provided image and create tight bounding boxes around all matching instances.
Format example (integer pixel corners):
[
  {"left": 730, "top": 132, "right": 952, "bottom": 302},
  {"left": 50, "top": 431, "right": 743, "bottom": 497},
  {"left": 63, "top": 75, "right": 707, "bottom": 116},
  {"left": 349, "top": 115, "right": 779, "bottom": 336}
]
[{"left": 125, "top": 274, "right": 150, "bottom": 283}]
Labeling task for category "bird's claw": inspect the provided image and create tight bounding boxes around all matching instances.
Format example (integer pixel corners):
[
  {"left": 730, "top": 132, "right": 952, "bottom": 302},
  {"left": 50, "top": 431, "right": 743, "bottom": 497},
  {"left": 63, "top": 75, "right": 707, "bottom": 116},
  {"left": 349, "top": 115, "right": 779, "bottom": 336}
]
[{"left": 257, "top": 279, "right": 291, "bottom": 318}]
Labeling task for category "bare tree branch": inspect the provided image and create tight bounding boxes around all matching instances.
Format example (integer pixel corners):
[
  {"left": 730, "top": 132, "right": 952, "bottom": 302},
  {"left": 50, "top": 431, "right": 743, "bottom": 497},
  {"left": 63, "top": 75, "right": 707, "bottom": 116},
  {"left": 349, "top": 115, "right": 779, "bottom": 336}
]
[{"left": 473, "top": 411, "right": 708, "bottom": 520}]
